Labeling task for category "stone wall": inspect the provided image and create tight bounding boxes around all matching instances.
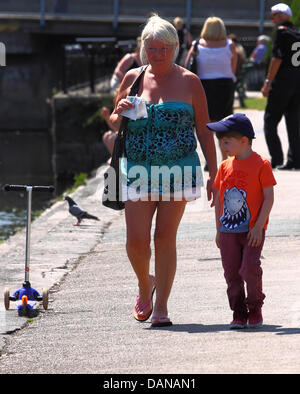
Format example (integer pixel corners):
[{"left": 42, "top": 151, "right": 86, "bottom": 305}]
[
  {"left": 0, "top": 92, "right": 113, "bottom": 187},
  {"left": 0, "top": 130, "right": 53, "bottom": 186},
  {"left": 51, "top": 93, "right": 113, "bottom": 181}
]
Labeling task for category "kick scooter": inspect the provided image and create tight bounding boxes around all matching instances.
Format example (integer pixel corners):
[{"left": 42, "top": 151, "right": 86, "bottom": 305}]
[{"left": 3, "top": 184, "right": 54, "bottom": 317}]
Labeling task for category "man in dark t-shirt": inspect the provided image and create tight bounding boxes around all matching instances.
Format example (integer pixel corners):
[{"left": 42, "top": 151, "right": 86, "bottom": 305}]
[{"left": 261, "top": 3, "right": 300, "bottom": 170}]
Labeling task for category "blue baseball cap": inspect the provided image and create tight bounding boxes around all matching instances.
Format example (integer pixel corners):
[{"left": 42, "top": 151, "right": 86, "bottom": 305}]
[{"left": 206, "top": 113, "right": 255, "bottom": 139}]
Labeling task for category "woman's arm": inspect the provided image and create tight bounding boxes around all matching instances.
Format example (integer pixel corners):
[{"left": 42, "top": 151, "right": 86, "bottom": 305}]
[
  {"left": 184, "top": 45, "right": 194, "bottom": 68},
  {"left": 109, "top": 69, "right": 138, "bottom": 130},
  {"left": 190, "top": 73, "right": 218, "bottom": 205},
  {"left": 214, "top": 190, "right": 221, "bottom": 248}
]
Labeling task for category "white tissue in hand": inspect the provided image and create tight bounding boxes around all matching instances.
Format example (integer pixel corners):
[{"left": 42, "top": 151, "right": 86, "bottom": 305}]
[{"left": 121, "top": 96, "right": 148, "bottom": 120}]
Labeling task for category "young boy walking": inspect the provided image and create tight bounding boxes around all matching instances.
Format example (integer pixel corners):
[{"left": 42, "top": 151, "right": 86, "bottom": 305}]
[{"left": 207, "top": 113, "right": 276, "bottom": 329}]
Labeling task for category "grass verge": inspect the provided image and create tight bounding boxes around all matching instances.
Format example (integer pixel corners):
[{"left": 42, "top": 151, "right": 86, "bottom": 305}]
[{"left": 237, "top": 97, "right": 267, "bottom": 111}]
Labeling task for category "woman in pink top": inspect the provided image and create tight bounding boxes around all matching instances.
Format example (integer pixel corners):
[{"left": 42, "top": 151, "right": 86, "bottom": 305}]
[{"left": 110, "top": 37, "right": 142, "bottom": 94}]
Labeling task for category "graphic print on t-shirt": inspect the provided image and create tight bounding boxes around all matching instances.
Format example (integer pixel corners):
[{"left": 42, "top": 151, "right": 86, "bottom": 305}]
[{"left": 220, "top": 186, "right": 250, "bottom": 232}]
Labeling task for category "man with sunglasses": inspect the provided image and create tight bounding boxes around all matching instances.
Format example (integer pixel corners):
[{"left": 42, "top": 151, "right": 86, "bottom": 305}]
[{"left": 261, "top": 3, "right": 300, "bottom": 170}]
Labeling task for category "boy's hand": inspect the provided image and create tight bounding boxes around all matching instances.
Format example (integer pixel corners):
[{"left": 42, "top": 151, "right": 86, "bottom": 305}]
[
  {"left": 247, "top": 226, "right": 263, "bottom": 247},
  {"left": 207, "top": 180, "right": 217, "bottom": 207},
  {"left": 215, "top": 231, "right": 220, "bottom": 249}
]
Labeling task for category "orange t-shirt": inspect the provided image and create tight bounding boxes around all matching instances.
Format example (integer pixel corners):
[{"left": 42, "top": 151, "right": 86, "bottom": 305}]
[{"left": 213, "top": 152, "right": 277, "bottom": 233}]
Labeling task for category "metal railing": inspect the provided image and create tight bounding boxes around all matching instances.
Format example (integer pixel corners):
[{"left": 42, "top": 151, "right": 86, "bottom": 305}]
[
  {"left": 61, "top": 38, "right": 138, "bottom": 94},
  {"left": 37, "top": 0, "right": 267, "bottom": 30},
  {"left": 0, "top": 0, "right": 269, "bottom": 29}
]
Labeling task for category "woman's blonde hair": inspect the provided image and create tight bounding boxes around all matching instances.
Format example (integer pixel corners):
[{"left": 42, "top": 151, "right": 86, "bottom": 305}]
[
  {"left": 200, "top": 17, "right": 227, "bottom": 41},
  {"left": 140, "top": 14, "right": 179, "bottom": 64}
]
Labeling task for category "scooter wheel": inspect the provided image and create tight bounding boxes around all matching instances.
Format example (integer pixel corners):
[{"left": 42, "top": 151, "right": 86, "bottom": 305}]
[
  {"left": 4, "top": 288, "right": 10, "bottom": 310},
  {"left": 42, "top": 288, "right": 49, "bottom": 310}
]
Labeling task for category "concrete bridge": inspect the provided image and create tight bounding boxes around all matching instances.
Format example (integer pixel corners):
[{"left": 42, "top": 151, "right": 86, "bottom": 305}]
[{"left": 0, "top": 0, "right": 276, "bottom": 39}]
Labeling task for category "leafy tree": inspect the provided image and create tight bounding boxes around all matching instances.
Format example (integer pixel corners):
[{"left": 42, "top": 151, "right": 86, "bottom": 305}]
[{"left": 290, "top": 0, "right": 300, "bottom": 27}]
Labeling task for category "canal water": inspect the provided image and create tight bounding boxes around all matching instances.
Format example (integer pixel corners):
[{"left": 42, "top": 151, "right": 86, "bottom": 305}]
[
  {"left": 0, "top": 179, "right": 72, "bottom": 242},
  {"left": 0, "top": 189, "right": 55, "bottom": 241}
]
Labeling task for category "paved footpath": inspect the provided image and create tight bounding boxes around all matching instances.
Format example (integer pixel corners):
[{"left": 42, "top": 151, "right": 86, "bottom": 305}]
[{"left": 0, "top": 109, "right": 300, "bottom": 375}]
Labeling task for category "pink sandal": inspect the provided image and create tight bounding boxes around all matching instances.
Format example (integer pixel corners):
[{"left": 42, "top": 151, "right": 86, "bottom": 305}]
[{"left": 132, "top": 285, "right": 156, "bottom": 322}]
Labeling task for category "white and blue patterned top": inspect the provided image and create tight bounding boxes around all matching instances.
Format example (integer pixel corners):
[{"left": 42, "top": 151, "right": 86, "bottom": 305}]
[{"left": 120, "top": 101, "right": 203, "bottom": 201}]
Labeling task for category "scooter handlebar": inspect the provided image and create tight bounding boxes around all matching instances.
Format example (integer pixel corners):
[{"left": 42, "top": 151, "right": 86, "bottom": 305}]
[{"left": 4, "top": 184, "right": 55, "bottom": 193}]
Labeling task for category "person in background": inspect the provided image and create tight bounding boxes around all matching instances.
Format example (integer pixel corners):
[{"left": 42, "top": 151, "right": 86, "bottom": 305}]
[
  {"left": 250, "top": 35, "right": 270, "bottom": 64},
  {"left": 110, "top": 37, "right": 142, "bottom": 94},
  {"left": 228, "top": 33, "right": 247, "bottom": 108},
  {"left": 228, "top": 33, "right": 246, "bottom": 77},
  {"left": 173, "top": 16, "right": 193, "bottom": 65},
  {"left": 185, "top": 16, "right": 237, "bottom": 164},
  {"left": 100, "top": 106, "right": 117, "bottom": 156},
  {"left": 261, "top": 3, "right": 300, "bottom": 170}
]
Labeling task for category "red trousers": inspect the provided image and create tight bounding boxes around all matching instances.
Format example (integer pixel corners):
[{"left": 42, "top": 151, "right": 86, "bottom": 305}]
[{"left": 219, "top": 231, "right": 266, "bottom": 319}]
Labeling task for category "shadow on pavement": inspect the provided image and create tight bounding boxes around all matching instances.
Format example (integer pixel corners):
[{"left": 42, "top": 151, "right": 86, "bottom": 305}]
[{"left": 147, "top": 323, "right": 300, "bottom": 335}]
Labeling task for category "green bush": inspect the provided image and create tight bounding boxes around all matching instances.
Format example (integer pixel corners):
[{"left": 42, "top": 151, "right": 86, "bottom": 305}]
[{"left": 291, "top": 0, "right": 300, "bottom": 27}]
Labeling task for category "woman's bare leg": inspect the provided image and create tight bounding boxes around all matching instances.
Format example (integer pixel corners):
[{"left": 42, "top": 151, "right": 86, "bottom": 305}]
[
  {"left": 153, "top": 199, "right": 187, "bottom": 318},
  {"left": 125, "top": 200, "right": 157, "bottom": 317}
]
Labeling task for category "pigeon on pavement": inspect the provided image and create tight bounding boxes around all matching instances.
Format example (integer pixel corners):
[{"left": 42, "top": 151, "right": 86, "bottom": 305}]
[{"left": 64, "top": 196, "right": 99, "bottom": 226}]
